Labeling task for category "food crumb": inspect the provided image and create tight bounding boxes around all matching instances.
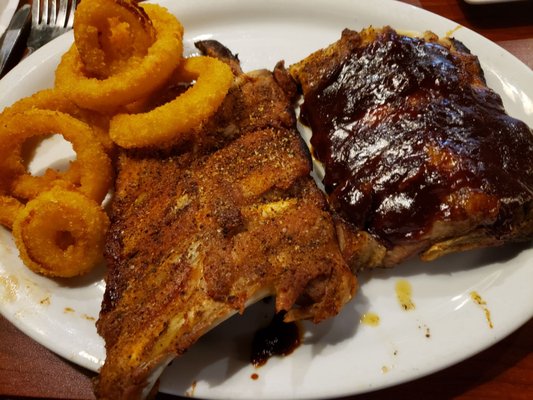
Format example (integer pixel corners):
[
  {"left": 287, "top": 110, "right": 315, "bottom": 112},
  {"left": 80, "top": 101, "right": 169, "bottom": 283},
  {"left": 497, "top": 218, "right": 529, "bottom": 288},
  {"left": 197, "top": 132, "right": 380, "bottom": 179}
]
[
  {"left": 184, "top": 380, "right": 197, "bottom": 397},
  {"left": 40, "top": 296, "right": 50, "bottom": 305},
  {"left": 417, "top": 323, "right": 431, "bottom": 338},
  {"left": 381, "top": 366, "right": 390, "bottom": 373},
  {"left": 64, "top": 307, "right": 75, "bottom": 313},
  {"left": 251, "top": 373, "right": 259, "bottom": 380}
]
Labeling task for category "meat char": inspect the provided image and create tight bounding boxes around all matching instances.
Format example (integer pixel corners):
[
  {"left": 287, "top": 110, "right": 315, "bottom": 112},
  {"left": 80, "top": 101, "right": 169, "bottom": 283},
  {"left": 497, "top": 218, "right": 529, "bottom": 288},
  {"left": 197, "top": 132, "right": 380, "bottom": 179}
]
[{"left": 95, "top": 41, "right": 355, "bottom": 399}]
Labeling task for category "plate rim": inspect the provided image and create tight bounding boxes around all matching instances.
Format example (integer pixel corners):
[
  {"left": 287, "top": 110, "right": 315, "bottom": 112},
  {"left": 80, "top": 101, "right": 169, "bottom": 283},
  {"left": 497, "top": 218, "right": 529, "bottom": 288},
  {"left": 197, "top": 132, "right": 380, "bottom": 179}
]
[{"left": 0, "top": 0, "right": 19, "bottom": 37}]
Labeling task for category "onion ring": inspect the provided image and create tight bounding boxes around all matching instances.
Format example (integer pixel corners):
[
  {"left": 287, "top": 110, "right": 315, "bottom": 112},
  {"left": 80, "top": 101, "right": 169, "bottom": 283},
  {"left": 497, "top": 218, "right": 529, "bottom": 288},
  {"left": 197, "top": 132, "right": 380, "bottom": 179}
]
[
  {"left": 0, "top": 88, "right": 114, "bottom": 154},
  {"left": 12, "top": 164, "right": 83, "bottom": 202},
  {"left": 12, "top": 188, "right": 109, "bottom": 278},
  {"left": 0, "top": 109, "right": 112, "bottom": 202},
  {"left": 74, "top": 0, "right": 156, "bottom": 79},
  {"left": 109, "top": 56, "right": 234, "bottom": 148},
  {"left": 55, "top": 4, "right": 184, "bottom": 113},
  {"left": 0, "top": 195, "right": 24, "bottom": 229},
  {"left": 0, "top": 150, "right": 23, "bottom": 195}
]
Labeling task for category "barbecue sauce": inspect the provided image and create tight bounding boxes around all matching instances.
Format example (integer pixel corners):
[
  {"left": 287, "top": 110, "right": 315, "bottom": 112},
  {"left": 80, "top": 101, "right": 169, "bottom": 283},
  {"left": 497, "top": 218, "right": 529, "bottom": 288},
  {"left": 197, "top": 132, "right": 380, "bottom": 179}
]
[
  {"left": 251, "top": 312, "right": 301, "bottom": 367},
  {"left": 300, "top": 28, "right": 533, "bottom": 246}
]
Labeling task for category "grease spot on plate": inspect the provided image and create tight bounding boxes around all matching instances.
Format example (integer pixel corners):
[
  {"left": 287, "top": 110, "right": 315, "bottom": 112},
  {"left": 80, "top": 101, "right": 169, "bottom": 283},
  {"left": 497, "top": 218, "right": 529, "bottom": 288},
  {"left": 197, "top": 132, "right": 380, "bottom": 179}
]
[
  {"left": 360, "top": 312, "right": 380, "bottom": 327},
  {"left": 470, "top": 291, "right": 493, "bottom": 329},
  {"left": 395, "top": 279, "right": 415, "bottom": 311},
  {"left": 0, "top": 274, "right": 19, "bottom": 302},
  {"left": 446, "top": 24, "right": 463, "bottom": 38}
]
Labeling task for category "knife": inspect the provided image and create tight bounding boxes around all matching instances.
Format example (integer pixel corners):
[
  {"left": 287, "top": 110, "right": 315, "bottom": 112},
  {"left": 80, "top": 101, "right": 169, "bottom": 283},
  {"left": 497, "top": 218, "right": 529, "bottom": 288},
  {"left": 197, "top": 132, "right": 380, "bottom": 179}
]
[{"left": 0, "top": 4, "right": 31, "bottom": 79}]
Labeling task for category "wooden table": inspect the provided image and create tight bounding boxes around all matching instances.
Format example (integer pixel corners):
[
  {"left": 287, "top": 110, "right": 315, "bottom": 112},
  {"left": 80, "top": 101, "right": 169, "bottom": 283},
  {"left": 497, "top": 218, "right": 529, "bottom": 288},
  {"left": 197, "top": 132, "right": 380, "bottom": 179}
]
[{"left": 1, "top": 0, "right": 532, "bottom": 399}]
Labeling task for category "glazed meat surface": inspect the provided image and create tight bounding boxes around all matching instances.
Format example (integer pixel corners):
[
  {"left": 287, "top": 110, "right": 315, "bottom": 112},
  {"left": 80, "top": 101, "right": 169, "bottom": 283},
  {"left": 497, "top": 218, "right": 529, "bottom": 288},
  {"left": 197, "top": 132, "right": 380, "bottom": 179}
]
[
  {"left": 290, "top": 27, "right": 533, "bottom": 269},
  {"left": 95, "top": 42, "right": 355, "bottom": 399}
]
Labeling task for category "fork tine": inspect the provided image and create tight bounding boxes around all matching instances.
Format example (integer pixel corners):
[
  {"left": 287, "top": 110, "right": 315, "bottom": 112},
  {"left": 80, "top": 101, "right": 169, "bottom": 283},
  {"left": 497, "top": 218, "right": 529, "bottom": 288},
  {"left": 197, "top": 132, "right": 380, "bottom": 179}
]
[
  {"left": 66, "top": 0, "right": 77, "bottom": 29},
  {"left": 31, "top": 0, "right": 40, "bottom": 25},
  {"left": 48, "top": 0, "right": 57, "bottom": 25},
  {"left": 57, "top": 0, "right": 68, "bottom": 27},
  {"left": 41, "top": 0, "right": 49, "bottom": 24},
  {"left": 27, "top": 0, "right": 76, "bottom": 54}
]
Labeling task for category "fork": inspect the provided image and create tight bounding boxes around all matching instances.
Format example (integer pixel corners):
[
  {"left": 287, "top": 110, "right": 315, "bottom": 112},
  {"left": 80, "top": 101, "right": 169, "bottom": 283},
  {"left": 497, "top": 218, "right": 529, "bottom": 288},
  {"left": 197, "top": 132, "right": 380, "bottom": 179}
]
[{"left": 27, "top": 0, "right": 77, "bottom": 55}]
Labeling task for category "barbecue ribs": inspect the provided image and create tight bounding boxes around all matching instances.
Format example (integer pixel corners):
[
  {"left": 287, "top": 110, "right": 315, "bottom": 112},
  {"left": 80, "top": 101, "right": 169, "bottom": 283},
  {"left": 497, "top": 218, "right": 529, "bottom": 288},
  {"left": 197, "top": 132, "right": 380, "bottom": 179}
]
[
  {"left": 95, "top": 42, "right": 355, "bottom": 399},
  {"left": 290, "top": 27, "right": 533, "bottom": 269}
]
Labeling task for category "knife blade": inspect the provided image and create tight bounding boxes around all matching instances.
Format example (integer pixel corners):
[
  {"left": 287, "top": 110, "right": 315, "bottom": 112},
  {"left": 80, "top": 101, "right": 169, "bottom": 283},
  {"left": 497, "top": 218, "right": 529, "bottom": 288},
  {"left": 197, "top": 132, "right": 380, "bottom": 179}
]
[{"left": 0, "top": 4, "right": 31, "bottom": 79}]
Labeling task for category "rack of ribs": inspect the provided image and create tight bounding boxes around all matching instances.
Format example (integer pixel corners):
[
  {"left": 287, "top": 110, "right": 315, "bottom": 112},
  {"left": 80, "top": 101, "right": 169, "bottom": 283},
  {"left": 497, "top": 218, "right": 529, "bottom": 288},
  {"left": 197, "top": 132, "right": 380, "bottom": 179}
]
[
  {"left": 94, "top": 41, "right": 356, "bottom": 399},
  {"left": 290, "top": 26, "right": 533, "bottom": 270}
]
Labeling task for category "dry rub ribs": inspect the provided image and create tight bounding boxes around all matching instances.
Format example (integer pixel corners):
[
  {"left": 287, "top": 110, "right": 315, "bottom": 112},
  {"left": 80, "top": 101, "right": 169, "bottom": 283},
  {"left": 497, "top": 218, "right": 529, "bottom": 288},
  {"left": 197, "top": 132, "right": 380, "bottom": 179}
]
[
  {"left": 95, "top": 41, "right": 355, "bottom": 399},
  {"left": 290, "top": 26, "right": 533, "bottom": 269}
]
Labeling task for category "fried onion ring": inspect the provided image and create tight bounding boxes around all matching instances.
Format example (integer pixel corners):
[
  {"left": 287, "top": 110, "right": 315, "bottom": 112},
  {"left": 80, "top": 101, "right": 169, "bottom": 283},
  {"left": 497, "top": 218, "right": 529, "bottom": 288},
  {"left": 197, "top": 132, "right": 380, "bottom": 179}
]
[
  {"left": 0, "top": 195, "right": 24, "bottom": 229},
  {"left": 12, "top": 188, "right": 109, "bottom": 277},
  {"left": 55, "top": 4, "right": 184, "bottom": 112},
  {"left": 1, "top": 88, "right": 114, "bottom": 154},
  {"left": 74, "top": 0, "right": 156, "bottom": 79},
  {"left": 0, "top": 150, "right": 23, "bottom": 195},
  {"left": 109, "top": 56, "right": 234, "bottom": 148},
  {"left": 0, "top": 109, "right": 112, "bottom": 202}
]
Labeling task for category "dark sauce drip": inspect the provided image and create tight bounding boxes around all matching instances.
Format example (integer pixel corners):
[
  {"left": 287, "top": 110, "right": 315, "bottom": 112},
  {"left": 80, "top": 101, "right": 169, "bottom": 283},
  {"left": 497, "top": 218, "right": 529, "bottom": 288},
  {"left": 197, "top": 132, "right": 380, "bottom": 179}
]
[
  {"left": 300, "top": 29, "right": 533, "bottom": 245},
  {"left": 251, "top": 312, "right": 301, "bottom": 367}
]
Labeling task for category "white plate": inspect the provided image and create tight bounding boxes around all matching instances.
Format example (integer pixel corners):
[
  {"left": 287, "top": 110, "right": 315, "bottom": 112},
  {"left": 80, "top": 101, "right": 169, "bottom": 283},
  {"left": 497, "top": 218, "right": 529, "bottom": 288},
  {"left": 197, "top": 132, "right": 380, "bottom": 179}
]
[
  {"left": 0, "top": 0, "right": 18, "bottom": 38},
  {"left": 1, "top": 0, "right": 532, "bottom": 399}
]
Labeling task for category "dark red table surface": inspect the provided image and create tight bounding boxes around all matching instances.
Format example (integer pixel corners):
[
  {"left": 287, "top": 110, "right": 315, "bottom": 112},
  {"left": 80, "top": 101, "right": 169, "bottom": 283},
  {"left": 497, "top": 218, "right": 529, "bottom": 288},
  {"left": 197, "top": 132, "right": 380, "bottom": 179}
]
[{"left": 1, "top": 0, "right": 532, "bottom": 399}]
